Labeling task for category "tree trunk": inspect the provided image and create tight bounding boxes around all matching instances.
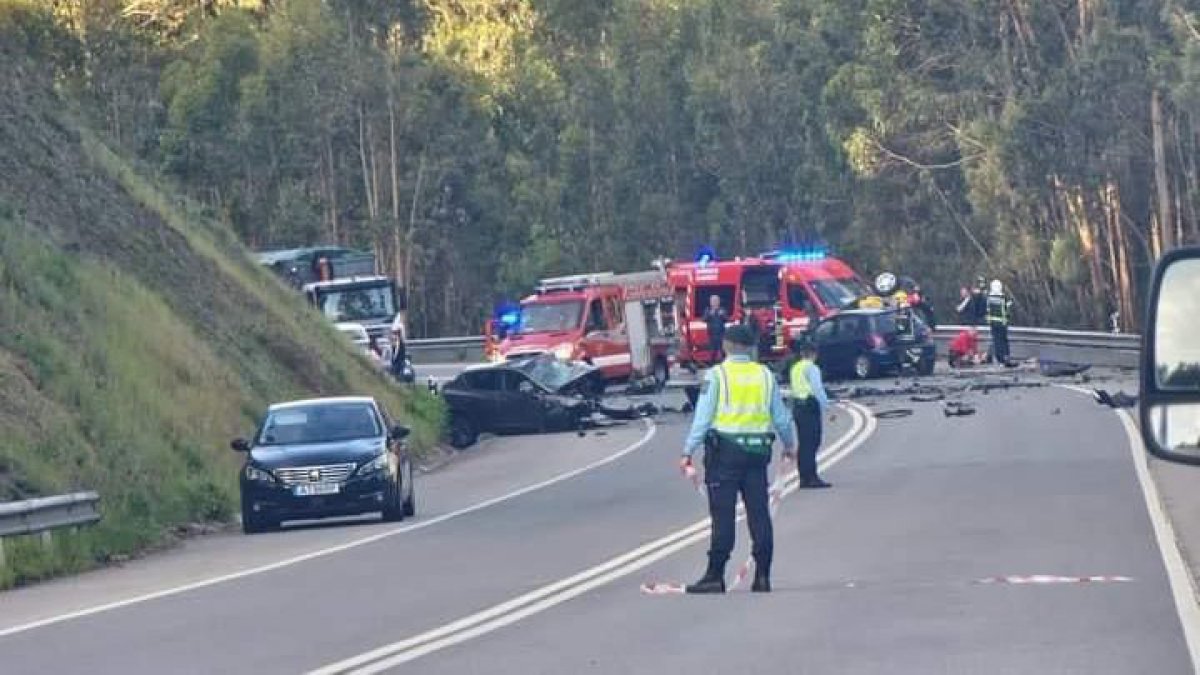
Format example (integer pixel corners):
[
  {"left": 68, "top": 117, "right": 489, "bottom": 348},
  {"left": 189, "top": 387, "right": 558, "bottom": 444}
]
[
  {"left": 1152, "top": 88, "right": 1175, "bottom": 253},
  {"left": 358, "top": 102, "right": 378, "bottom": 222},
  {"left": 328, "top": 137, "right": 341, "bottom": 242}
]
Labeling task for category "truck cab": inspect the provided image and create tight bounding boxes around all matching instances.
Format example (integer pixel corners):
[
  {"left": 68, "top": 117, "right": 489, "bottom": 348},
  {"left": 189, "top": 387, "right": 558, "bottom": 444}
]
[
  {"left": 496, "top": 273, "right": 673, "bottom": 383},
  {"left": 669, "top": 251, "right": 874, "bottom": 366},
  {"left": 303, "top": 275, "right": 401, "bottom": 342}
]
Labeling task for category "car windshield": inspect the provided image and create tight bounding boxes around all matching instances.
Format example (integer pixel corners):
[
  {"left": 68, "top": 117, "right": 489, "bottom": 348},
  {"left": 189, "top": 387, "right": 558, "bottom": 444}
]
[
  {"left": 316, "top": 284, "right": 395, "bottom": 322},
  {"left": 518, "top": 301, "right": 583, "bottom": 334},
  {"left": 810, "top": 278, "right": 874, "bottom": 310},
  {"left": 512, "top": 355, "right": 595, "bottom": 391},
  {"left": 257, "top": 403, "right": 381, "bottom": 446}
]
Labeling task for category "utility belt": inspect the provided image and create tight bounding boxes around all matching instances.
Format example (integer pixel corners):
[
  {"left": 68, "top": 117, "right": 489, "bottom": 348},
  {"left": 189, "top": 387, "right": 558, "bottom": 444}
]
[
  {"left": 791, "top": 396, "right": 819, "bottom": 413},
  {"left": 704, "top": 430, "right": 775, "bottom": 459}
]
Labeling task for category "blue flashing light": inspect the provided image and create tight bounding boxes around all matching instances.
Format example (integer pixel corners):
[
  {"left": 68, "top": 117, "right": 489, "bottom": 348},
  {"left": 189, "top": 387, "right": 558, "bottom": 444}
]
[
  {"left": 499, "top": 311, "right": 521, "bottom": 327},
  {"left": 694, "top": 246, "right": 717, "bottom": 266},
  {"left": 774, "top": 247, "right": 828, "bottom": 264}
]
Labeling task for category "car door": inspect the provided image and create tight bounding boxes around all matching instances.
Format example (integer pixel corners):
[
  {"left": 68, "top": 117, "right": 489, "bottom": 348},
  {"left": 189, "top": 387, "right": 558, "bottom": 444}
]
[
  {"left": 452, "top": 371, "right": 505, "bottom": 431},
  {"left": 812, "top": 318, "right": 842, "bottom": 375},
  {"left": 490, "top": 370, "right": 546, "bottom": 433},
  {"left": 579, "top": 297, "right": 617, "bottom": 377}
]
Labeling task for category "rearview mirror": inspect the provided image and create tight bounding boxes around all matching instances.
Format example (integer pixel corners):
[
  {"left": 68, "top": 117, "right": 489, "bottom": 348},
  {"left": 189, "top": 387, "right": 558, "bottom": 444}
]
[
  {"left": 1140, "top": 247, "right": 1200, "bottom": 464},
  {"left": 390, "top": 425, "right": 410, "bottom": 440},
  {"left": 231, "top": 438, "right": 250, "bottom": 453}
]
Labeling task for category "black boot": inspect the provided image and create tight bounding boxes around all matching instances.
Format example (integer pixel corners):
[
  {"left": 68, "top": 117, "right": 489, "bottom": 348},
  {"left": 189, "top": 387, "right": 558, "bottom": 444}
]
[
  {"left": 751, "top": 570, "right": 771, "bottom": 593},
  {"left": 686, "top": 561, "right": 726, "bottom": 594}
]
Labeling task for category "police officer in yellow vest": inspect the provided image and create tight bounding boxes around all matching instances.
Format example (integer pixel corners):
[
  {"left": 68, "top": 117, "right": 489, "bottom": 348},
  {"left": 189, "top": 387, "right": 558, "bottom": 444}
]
[
  {"left": 789, "top": 336, "right": 833, "bottom": 489},
  {"left": 679, "top": 325, "right": 798, "bottom": 594}
]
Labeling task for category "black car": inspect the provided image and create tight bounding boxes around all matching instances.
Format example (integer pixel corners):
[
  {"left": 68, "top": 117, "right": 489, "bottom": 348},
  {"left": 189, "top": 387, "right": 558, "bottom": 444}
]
[
  {"left": 811, "top": 308, "right": 936, "bottom": 380},
  {"left": 441, "top": 356, "right": 605, "bottom": 449},
  {"left": 233, "top": 396, "right": 415, "bottom": 534}
]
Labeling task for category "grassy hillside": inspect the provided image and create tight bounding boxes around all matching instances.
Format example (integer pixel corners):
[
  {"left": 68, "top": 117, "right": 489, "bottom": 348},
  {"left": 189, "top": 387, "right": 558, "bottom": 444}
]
[{"left": 0, "top": 12, "right": 441, "bottom": 588}]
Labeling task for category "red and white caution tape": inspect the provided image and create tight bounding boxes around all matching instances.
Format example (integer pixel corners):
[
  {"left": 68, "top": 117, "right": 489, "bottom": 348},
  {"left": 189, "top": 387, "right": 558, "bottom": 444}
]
[
  {"left": 976, "top": 574, "right": 1134, "bottom": 585},
  {"left": 727, "top": 469, "right": 790, "bottom": 592}
]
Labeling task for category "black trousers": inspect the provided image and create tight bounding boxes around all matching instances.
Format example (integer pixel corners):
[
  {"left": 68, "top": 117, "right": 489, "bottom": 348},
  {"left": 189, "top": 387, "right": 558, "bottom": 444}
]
[
  {"left": 989, "top": 323, "right": 1010, "bottom": 363},
  {"left": 792, "top": 398, "right": 823, "bottom": 481},
  {"left": 703, "top": 435, "right": 773, "bottom": 574}
]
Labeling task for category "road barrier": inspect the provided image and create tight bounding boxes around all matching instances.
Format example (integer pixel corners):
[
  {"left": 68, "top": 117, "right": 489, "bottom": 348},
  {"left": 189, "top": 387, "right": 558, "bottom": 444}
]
[
  {"left": 931, "top": 325, "right": 1139, "bottom": 369},
  {"left": 407, "top": 336, "right": 486, "bottom": 364},
  {"left": 409, "top": 326, "right": 1140, "bottom": 369},
  {"left": 0, "top": 491, "right": 101, "bottom": 568}
]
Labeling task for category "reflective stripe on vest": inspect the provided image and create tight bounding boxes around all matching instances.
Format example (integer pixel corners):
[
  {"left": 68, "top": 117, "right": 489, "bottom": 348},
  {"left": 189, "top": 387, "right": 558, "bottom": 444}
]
[
  {"left": 986, "top": 294, "right": 1008, "bottom": 325},
  {"left": 789, "top": 359, "right": 816, "bottom": 400},
  {"left": 713, "top": 362, "right": 773, "bottom": 434}
]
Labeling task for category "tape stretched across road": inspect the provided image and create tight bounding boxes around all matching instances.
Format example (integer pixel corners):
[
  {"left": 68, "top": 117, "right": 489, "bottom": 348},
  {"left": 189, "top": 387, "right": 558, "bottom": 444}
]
[{"left": 310, "top": 402, "right": 878, "bottom": 675}]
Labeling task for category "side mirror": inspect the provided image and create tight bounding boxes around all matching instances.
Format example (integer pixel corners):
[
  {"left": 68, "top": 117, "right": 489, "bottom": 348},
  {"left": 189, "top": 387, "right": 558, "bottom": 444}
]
[
  {"left": 390, "top": 425, "right": 411, "bottom": 440},
  {"left": 231, "top": 438, "right": 251, "bottom": 453},
  {"left": 518, "top": 380, "right": 535, "bottom": 395},
  {"left": 1140, "top": 246, "right": 1200, "bottom": 464}
]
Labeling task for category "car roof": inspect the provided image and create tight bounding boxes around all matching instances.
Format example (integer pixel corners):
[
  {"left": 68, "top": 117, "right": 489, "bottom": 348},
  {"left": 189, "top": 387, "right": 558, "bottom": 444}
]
[
  {"left": 268, "top": 396, "right": 377, "bottom": 411},
  {"left": 833, "top": 308, "right": 894, "bottom": 317}
]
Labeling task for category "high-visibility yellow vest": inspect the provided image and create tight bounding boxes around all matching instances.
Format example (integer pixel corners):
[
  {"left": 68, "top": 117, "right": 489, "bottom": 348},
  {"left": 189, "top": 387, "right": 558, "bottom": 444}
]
[
  {"left": 789, "top": 359, "right": 816, "bottom": 401},
  {"left": 712, "top": 361, "right": 774, "bottom": 436}
]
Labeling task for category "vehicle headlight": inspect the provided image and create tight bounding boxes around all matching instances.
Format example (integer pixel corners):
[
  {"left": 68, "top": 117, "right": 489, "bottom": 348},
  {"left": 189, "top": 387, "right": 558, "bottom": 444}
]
[
  {"left": 356, "top": 454, "right": 390, "bottom": 476},
  {"left": 552, "top": 343, "right": 575, "bottom": 361},
  {"left": 244, "top": 466, "right": 275, "bottom": 483}
]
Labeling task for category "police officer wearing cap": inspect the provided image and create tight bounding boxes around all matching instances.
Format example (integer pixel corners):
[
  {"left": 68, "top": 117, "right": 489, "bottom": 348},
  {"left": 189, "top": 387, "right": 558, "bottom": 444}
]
[
  {"left": 679, "top": 325, "right": 798, "bottom": 594},
  {"left": 789, "top": 335, "right": 832, "bottom": 488}
]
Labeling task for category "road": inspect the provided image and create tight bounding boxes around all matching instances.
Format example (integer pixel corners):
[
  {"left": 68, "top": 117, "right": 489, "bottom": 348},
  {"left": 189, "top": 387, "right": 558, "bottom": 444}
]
[{"left": 0, "top": 382, "right": 1196, "bottom": 674}]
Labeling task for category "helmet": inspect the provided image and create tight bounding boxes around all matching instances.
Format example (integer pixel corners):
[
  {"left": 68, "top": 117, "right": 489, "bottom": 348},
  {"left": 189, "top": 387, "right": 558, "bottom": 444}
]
[
  {"left": 875, "top": 272, "right": 897, "bottom": 295},
  {"left": 989, "top": 280, "right": 1003, "bottom": 295}
]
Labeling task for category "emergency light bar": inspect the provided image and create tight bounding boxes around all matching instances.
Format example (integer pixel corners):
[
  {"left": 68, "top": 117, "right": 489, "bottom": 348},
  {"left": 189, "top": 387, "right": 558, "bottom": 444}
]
[
  {"left": 535, "top": 272, "right": 616, "bottom": 293},
  {"left": 762, "top": 247, "right": 829, "bottom": 263}
]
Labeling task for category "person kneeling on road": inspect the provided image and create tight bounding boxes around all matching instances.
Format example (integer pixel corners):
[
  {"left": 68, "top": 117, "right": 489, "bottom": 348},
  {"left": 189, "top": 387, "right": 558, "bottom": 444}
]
[
  {"left": 789, "top": 337, "right": 832, "bottom": 489},
  {"left": 679, "top": 325, "right": 798, "bottom": 594}
]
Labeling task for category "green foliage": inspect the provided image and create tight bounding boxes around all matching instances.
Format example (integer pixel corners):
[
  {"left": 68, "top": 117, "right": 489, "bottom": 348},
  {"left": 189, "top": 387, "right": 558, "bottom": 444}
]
[
  {"left": 0, "top": 17, "right": 442, "bottom": 586},
  {"left": 19, "top": 0, "right": 1200, "bottom": 335}
]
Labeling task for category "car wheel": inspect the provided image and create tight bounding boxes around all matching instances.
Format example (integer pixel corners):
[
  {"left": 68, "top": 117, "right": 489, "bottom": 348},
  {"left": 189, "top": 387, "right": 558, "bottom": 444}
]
[
  {"left": 449, "top": 414, "right": 478, "bottom": 449},
  {"left": 652, "top": 358, "right": 669, "bottom": 389},
  {"left": 402, "top": 460, "right": 416, "bottom": 517},
  {"left": 853, "top": 355, "right": 874, "bottom": 380},
  {"left": 382, "top": 477, "right": 405, "bottom": 522}
]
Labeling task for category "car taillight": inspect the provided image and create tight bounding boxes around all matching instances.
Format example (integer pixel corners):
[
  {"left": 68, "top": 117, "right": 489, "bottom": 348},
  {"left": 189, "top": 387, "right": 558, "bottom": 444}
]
[{"left": 870, "top": 334, "right": 886, "bottom": 349}]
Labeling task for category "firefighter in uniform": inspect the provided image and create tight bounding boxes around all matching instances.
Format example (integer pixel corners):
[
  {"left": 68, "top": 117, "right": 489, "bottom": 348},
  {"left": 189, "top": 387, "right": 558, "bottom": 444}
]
[
  {"left": 986, "top": 279, "right": 1014, "bottom": 365},
  {"left": 789, "top": 336, "right": 832, "bottom": 489},
  {"left": 679, "top": 325, "right": 798, "bottom": 594}
]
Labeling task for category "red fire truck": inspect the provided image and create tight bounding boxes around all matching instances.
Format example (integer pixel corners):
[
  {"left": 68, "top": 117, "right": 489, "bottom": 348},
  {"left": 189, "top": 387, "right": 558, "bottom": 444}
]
[
  {"left": 668, "top": 249, "right": 876, "bottom": 367},
  {"left": 493, "top": 272, "right": 676, "bottom": 384}
]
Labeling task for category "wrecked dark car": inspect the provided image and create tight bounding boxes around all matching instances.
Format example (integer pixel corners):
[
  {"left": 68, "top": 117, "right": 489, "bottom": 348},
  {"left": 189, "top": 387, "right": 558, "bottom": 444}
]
[{"left": 441, "top": 356, "right": 614, "bottom": 448}]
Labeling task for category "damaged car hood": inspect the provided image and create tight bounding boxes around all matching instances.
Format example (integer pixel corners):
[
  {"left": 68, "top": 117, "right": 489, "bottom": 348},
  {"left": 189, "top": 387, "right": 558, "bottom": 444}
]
[{"left": 513, "top": 356, "right": 601, "bottom": 394}]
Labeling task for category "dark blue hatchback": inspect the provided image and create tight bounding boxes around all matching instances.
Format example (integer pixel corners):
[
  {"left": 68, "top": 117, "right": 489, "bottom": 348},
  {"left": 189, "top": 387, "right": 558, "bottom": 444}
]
[{"left": 811, "top": 308, "right": 936, "bottom": 380}]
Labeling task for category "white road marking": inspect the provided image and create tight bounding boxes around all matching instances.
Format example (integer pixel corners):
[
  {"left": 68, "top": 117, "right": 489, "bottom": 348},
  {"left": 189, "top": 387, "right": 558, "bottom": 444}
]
[
  {"left": 1062, "top": 384, "right": 1200, "bottom": 671},
  {"left": 310, "top": 403, "right": 877, "bottom": 674},
  {"left": 0, "top": 420, "right": 658, "bottom": 640}
]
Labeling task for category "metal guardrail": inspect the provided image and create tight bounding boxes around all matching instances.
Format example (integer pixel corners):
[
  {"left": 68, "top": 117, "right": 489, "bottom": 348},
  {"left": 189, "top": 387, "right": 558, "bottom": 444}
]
[
  {"left": 409, "top": 327, "right": 1141, "bottom": 368},
  {"left": 0, "top": 491, "right": 101, "bottom": 538},
  {"left": 932, "top": 325, "right": 1139, "bottom": 368}
]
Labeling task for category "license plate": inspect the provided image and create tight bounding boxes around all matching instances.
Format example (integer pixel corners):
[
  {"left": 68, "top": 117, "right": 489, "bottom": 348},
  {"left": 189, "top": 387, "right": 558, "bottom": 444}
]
[{"left": 293, "top": 483, "right": 340, "bottom": 497}]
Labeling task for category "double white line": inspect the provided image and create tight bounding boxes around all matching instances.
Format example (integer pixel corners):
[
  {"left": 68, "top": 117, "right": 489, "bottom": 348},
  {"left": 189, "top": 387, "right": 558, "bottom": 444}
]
[{"left": 311, "top": 402, "right": 878, "bottom": 675}]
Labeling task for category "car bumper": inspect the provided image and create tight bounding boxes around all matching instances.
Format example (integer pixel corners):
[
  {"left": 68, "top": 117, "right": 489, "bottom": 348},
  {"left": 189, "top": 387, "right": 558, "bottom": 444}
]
[{"left": 241, "top": 474, "right": 391, "bottom": 521}]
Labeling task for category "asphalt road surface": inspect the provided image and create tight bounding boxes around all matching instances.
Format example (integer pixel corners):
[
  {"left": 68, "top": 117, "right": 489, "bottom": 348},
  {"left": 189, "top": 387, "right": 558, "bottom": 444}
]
[{"left": 0, "top": 384, "right": 1195, "bottom": 674}]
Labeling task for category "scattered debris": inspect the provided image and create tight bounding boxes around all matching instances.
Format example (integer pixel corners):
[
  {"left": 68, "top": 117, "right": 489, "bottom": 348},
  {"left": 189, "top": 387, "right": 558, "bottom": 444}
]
[
  {"left": 875, "top": 408, "right": 914, "bottom": 419},
  {"left": 1093, "top": 389, "right": 1137, "bottom": 409},
  {"left": 1038, "top": 360, "right": 1092, "bottom": 378},
  {"left": 943, "top": 401, "right": 976, "bottom": 417},
  {"left": 910, "top": 393, "right": 946, "bottom": 403}
]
